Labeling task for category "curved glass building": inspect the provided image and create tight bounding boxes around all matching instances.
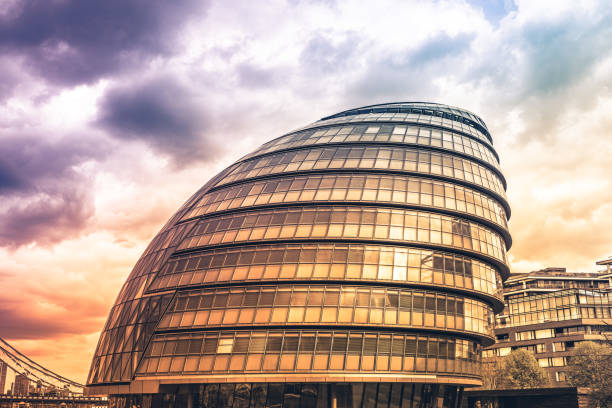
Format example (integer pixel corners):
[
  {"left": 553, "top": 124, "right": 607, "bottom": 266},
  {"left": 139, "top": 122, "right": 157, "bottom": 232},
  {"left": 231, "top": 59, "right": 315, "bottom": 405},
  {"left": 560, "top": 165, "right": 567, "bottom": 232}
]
[{"left": 86, "top": 102, "right": 511, "bottom": 408}]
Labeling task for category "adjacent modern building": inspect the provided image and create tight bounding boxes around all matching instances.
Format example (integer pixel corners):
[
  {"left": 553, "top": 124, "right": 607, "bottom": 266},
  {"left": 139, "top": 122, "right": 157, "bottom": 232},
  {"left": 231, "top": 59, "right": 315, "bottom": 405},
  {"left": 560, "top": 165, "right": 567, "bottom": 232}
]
[
  {"left": 484, "top": 258, "right": 612, "bottom": 385},
  {"left": 86, "top": 102, "right": 512, "bottom": 407}
]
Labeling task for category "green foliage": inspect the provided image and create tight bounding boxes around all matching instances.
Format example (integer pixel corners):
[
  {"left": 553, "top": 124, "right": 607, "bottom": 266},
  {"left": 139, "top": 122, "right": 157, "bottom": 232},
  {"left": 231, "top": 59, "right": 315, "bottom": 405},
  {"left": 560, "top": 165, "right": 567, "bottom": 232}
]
[
  {"left": 566, "top": 341, "right": 612, "bottom": 408},
  {"left": 495, "top": 349, "right": 550, "bottom": 389},
  {"left": 566, "top": 341, "right": 610, "bottom": 386}
]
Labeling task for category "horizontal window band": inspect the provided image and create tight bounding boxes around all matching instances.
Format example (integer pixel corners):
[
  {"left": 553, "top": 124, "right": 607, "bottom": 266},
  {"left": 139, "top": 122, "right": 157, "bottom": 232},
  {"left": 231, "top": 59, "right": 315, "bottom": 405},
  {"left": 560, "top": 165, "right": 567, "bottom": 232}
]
[
  {"left": 246, "top": 126, "right": 499, "bottom": 171},
  {"left": 148, "top": 242, "right": 503, "bottom": 310},
  {"left": 194, "top": 172, "right": 508, "bottom": 229},
  {"left": 299, "top": 118, "right": 492, "bottom": 150},
  {"left": 176, "top": 207, "right": 507, "bottom": 271},
  {"left": 145, "top": 279, "right": 504, "bottom": 313},
  {"left": 172, "top": 238, "right": 510, "bottom": 280},
  {"left": 157, "top": 289, "right": 493, "bottom": 337},
  {"left": 151, "top": 324, "right": 494, "bottom": 346},
  {"left": 201, "top": 168, "right": 511, "bottom": 217},
  {"left": 179, "top": 201, "right": 511, "bottom": 249},
  {"left": 156, "top": 320, "right": 492, "bottom": 341},
  {"left": 137, "top": 374, "right": 481, "bottom": 382},
  {"left": 239, "top": 140, "right": 504, "bottom": 185},
  {"left": 312, "top": 110, "right": 492, "bottom": 145},
  {"left": 319, "top": 103, "right": 491, "bottom": 140},
  {"left": 219, "top": 146, "right": 506, "bottom": 197}
]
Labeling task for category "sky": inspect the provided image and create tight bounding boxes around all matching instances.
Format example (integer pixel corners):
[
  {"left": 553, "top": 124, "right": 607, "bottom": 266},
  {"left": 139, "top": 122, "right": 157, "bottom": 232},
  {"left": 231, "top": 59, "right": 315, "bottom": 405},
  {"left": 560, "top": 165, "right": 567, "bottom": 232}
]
[{"left": 0, "top": 0, "right": 611, "bottom": 384}]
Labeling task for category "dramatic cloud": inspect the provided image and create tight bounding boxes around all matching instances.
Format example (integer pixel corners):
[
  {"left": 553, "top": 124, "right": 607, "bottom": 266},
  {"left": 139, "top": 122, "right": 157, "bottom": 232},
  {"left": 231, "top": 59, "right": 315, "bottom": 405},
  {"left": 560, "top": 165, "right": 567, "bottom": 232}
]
[
  {"left": 0, "top": 134, "right": 109, "bottom": 247},
  {"left": 0, "top": 0, "right": 207, "bottom": 86},
  {"left": 0, "top": 158, "right": 25, "bottom": 193},
  {"left": 0, "top": 189, "right": 93, "bottom": 248},
  {"left": 96, "top": 76, "right": 221, "bottom": 165}
]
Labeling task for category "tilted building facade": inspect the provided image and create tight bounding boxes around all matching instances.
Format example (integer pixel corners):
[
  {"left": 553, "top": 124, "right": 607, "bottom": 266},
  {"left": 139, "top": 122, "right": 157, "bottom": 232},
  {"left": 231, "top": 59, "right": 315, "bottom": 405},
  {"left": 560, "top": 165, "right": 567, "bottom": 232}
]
[{"left": 86, "top": 102, "right": 512, "bottom": 407}]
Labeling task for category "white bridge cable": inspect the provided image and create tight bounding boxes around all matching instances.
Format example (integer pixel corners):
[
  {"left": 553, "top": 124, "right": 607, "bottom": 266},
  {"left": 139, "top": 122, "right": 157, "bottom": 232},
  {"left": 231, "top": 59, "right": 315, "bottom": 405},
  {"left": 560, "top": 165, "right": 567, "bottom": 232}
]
[{"left": 0, "top": 337, "right": 84, "bottom": 392}]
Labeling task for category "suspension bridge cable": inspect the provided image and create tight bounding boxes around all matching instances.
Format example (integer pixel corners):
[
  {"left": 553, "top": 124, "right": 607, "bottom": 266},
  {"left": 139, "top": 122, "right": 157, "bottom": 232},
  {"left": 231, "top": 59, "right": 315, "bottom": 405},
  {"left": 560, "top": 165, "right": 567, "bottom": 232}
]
[
  {"left": 0, "top": 337, "right": 84, "bottom": 390},
  {"left": 0, "top": 342, "right": 80, "bottom": 389},
  {"left": 0, "top": 347, "right": 60, "bottom": 391}
]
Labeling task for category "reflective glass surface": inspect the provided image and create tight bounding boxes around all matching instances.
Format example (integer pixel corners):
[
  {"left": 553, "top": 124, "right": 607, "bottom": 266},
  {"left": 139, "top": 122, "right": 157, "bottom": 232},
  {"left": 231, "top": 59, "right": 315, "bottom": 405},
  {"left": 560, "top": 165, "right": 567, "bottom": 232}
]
[
  {"left": 496, "top": 289, "right": 612, "bottom": 327},
  {"left": 88, "top": 219, "right": 197, "bottom": 384},
  {"left": 303, "top": 112, "right": 491, "bottom": 147},
  {"left": 87, "top": 102, "right": 510, "bottom": 393},
  {"left": 177, "top": 206, "right": 507, "bottom": 263},
  {"left": 137, "top": 329, "right": 480, "bottom": 376},
  {"left": 158, "top": 284, "right": 492, "bottom": 336},
  {"left": 245, "top": 124, "right": 500, "bottom": 171},
  {"left": 185, "top": 173, "right": 508, "bottom": 231},
  {"left": 109, "top": 383, "right": 463, "bottom": 408},
  {"left": 321, "top": 102, "right": 489, "bottom": 130},
  {"left": 218, "top": 146, "right": 506, "bottom": 200},
  {"left": 149, "top": 244, "right": 501, "bottom": 298}
]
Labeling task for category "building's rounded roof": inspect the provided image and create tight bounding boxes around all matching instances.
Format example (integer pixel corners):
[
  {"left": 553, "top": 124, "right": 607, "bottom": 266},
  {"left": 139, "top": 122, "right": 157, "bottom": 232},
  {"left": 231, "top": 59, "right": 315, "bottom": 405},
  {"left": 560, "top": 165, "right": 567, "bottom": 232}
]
[{"left": 320, "top": 102, "right": 491, "bottom": 141}]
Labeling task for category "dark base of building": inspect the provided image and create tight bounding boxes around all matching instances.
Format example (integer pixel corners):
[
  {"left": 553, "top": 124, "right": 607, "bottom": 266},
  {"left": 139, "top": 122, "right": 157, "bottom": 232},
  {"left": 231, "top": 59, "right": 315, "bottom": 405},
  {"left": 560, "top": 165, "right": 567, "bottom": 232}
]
[
  {"left": 464, "top": 387, "right": 592, "bottom": 408},
  {"left": 108, "top": 383, "right": 464, "bottom": 408}
]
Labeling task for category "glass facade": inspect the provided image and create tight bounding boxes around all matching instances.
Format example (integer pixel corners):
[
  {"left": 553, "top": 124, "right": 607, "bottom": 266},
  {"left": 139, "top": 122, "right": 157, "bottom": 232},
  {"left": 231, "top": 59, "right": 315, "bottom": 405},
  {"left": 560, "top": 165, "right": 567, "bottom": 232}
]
[
  {"left": 137, "top": 329, "right": 481, "bottom": 376},
  {"left": 241, "top": 124, "right": 501, "bottom": 172},
  {"left": 107, "top": 383, "right": 463, "bottom": 408},
  {"left": 184, "top": 174, "right": 508, "bottom": 230},
  {"left": 155, "top": 285, "right": 493, "bottom": 335},
  {"left": 176, "top": 206, "right": 507, "bottom": 263},
  {"left": 148, "top": 243, "right": 501, "bottom": 294},
  {"left": 497, "top": 288, "right": 612, "bottom": 327},
  {"left": 87, "top": 102, "right": 511, "bottom": 408},
  {"left": 217, "top": 145, "right": 507, "bottom": 199},
  {"left": 485, "top": 269, "right": 612, "bottom": 387}
]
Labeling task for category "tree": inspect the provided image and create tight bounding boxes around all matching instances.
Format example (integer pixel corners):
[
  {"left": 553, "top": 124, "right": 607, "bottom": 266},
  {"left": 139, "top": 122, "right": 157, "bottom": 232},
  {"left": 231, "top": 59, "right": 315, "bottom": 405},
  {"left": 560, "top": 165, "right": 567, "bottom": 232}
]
[
  {"left": 480, "top": 356, "right": 504, "bottom": 390},
  {"left": 496, "top": 349, "right": 550, "bottom": 389},
  {"left": 566, "top": 341, "right": 612, "bottom": 408}
]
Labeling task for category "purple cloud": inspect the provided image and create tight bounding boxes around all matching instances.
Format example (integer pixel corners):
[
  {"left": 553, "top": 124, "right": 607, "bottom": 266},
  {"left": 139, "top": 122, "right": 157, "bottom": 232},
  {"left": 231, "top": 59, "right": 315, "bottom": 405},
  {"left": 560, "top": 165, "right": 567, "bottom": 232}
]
[
  {"left": 0, "top": 0, "right": 208, "bottom": 86},
  {"left": 96, "top": 76, "right": 222, "bottom": 165},
  {"left": 0, "top": 135, "right": 109, "bottom": 247}
]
